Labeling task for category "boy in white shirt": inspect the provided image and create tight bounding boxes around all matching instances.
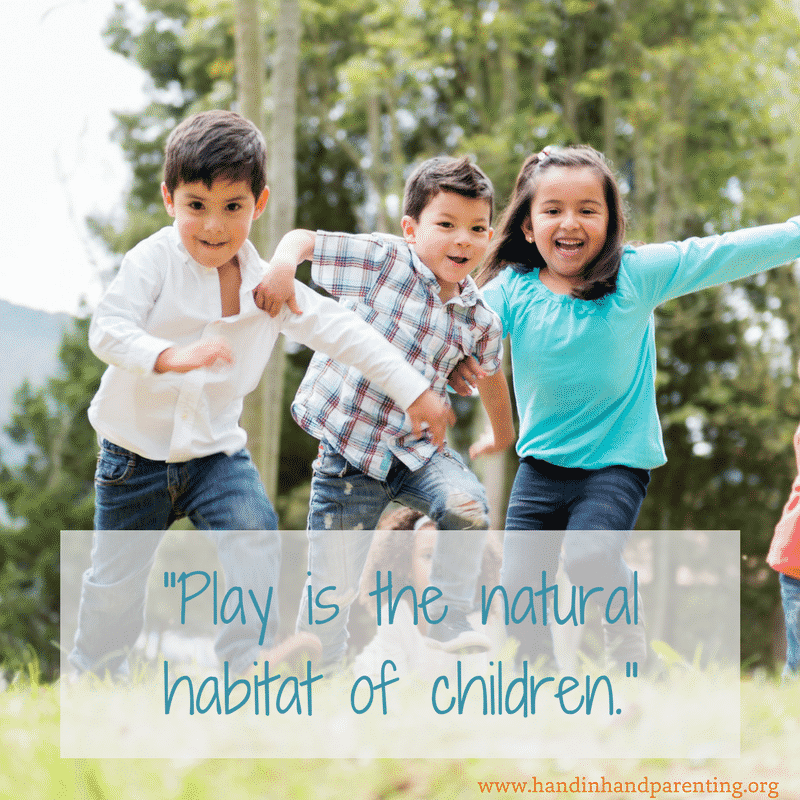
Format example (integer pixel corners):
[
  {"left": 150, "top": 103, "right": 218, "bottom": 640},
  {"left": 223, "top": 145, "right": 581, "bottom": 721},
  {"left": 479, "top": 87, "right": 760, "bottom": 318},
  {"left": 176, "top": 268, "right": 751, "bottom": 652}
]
[{"left": 70, "top": 110, "right": 449, "bottom": 677}]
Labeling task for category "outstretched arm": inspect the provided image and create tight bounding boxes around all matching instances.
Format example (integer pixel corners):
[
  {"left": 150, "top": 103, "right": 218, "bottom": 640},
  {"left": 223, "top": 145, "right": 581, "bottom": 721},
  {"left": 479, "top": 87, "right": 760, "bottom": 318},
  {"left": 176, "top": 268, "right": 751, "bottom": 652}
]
[
  {"left": 253, "top": 229, "right": 316, "bottom": 316},
  {"left": 469, "top": 369, "right": 516, "bottom": 459}
]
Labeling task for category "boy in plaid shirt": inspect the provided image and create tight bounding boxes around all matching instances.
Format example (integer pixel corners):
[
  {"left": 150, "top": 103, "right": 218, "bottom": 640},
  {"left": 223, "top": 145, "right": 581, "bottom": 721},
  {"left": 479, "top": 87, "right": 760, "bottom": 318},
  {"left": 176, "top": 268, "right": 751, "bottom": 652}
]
[{"left": 254, "top": 157, "right": 515, "bottom": 664}]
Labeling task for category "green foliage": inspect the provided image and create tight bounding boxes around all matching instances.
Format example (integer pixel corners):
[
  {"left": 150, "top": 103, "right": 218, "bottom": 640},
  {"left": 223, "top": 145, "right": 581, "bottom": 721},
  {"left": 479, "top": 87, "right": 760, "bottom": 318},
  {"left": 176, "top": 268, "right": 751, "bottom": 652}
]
[{"left": 0, "top": 319, "right": 103, "bottom": 681}]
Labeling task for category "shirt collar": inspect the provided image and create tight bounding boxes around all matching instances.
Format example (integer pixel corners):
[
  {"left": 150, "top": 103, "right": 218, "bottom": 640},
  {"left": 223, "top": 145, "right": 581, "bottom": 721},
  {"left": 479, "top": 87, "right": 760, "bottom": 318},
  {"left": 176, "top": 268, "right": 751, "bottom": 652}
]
[
  {"left": 405, "top": 241, "right": 480, "bottom": 308},
  {"left": 170, "top": 222, "right": 263, "bottom": 289}
]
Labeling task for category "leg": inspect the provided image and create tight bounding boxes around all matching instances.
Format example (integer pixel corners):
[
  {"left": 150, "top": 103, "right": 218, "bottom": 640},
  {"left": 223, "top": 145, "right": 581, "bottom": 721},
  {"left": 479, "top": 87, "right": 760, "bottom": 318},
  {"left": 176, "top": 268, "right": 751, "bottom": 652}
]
[
  {"left": 561, "top": 465, "right": 651, "bottom": 669},
  {"left": 179, "top": 450, "right": 280, "bottom": 670},
  {"left": 502, "top": 460, "right": 567, "bottom": 667},
  {"left": 392, "top": 449, "right": 488, "bottom": 614},
  {"left": 69, "top": 530, "right": 164, "bottom": 677},
  {"left": 300, "top": 446, "right": 390, "bottom": 666},
  {"left": 779, "top": 572, "right": 800, "bottom": 677},
  {"left": 182, "top": 449, "right": 278, "bottom": 531},
  {"left": 208, "top": 530, "right": 283, "bottom": 672},
  {"left": 93, "top": 439, "right": 174, "bottom": 530},
  {"left": 391, "top": 449, "right": 491, "bottom": 651}
]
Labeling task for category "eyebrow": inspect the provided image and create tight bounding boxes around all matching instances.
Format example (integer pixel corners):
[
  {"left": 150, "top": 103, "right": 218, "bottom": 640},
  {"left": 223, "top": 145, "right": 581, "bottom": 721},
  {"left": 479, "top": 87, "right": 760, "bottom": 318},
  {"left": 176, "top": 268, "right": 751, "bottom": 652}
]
[
  {"left": 540, "top": 197, "right": 604, "bottom": 206},
  {"left": 184, "top": 192, "right": 250, "bottom": 203}
]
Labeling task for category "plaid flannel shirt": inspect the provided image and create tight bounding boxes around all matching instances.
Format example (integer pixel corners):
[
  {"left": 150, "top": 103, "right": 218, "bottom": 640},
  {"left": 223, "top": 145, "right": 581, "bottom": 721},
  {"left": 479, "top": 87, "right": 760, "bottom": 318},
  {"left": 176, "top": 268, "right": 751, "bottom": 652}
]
[{"left": 291, "top": 231, "right": 503, "bottom": 480}]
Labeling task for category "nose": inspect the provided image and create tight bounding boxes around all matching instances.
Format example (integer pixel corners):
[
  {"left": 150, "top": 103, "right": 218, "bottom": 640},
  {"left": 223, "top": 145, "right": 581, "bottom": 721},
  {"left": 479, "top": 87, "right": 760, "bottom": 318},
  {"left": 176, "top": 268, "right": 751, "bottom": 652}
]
[
  {"left": 203, "top": 212, "right": 223, "bottom": 233},
  {"left": 561, "top": 210, "right": 580, "bottom": 229},
  {"left": 453, "top": 226, "right": 470, "bottom": 245}
]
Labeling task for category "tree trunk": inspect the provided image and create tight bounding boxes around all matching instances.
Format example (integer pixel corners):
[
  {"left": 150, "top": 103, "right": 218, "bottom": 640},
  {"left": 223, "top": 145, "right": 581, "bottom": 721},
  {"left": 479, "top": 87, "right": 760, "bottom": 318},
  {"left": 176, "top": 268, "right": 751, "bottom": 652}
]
[{"left": 235, "top": 0, "right": 300, "bottom": 502}]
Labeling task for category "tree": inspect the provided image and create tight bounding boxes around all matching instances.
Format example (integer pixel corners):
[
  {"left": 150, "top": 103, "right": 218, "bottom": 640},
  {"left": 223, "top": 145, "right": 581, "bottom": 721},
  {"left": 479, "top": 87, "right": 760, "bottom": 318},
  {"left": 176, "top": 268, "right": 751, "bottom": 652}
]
[{"left": 0, "top": 319, "right": 103, "bottom": 680}]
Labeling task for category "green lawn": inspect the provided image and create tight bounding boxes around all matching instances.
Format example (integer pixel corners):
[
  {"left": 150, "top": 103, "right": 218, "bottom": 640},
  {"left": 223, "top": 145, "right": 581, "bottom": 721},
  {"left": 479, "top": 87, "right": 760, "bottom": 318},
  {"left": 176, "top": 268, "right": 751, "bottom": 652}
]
[{"left": 2, "top": 674, "right": 798, "bottom": 799}]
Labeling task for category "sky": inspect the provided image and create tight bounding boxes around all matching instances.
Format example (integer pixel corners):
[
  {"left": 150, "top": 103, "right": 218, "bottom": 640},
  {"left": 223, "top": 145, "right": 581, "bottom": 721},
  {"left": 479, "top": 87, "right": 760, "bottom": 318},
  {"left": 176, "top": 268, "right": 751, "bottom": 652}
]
[{"left": 3, "top": 0, "right": 147, "bottom": 316}]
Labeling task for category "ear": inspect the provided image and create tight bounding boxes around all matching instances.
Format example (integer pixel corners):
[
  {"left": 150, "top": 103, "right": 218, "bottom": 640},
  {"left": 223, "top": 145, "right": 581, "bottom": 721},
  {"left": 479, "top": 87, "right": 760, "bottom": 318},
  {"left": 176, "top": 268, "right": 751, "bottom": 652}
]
[
  {"left": 161, "top": 183, "right": 175, "bottom": 217},
  {"left": 521, "top": 216, "right": 534, "bottom": 243},
  {"left": 252, "top": 187, "right": 270, "bottom": 220},
  {"left": 487, "top": 227, "right": 494, "bottom": 241},
  {"left": 401, "top": 215, "right": 416, "bottom": 243}
]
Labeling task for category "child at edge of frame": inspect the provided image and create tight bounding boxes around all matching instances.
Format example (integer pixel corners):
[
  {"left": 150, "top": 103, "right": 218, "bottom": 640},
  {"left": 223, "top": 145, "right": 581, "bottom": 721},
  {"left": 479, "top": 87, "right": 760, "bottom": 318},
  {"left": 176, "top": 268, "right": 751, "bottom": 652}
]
[
  {"left": 68, "top": 110, "right": 451, "bottom": 680},
  {"left": 768, "top": 364, "right": 800, "bottom": 678},
  {"left": 253, "top": 155, "right": 517, "bottom": 669}
]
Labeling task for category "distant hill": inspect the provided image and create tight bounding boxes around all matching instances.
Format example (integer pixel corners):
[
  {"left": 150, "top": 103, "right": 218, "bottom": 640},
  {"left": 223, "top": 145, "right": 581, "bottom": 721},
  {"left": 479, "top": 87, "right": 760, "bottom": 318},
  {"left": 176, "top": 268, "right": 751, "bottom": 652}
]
[{"left": 0, "top": 299, "right": 77, "bottom": 464}]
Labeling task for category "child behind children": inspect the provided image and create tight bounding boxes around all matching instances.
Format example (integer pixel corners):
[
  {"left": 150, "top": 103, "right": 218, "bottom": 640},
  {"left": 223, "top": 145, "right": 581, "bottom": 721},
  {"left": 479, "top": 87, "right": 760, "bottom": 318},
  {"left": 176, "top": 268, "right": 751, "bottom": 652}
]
[
  {"left": 70, "top": 110, "right": 450, "bottom": 678},
  {"left": 768, "top": 396, "right": 800, "bottom": 678},
  {"left": 353, "top": 508, "right": 503, "bottom": 683},
  {"left": 254, "top": 156, "right": 516, "bottom": 666},
  {"left": 456, "top": 144, "right": 800, "bottom": 670}
]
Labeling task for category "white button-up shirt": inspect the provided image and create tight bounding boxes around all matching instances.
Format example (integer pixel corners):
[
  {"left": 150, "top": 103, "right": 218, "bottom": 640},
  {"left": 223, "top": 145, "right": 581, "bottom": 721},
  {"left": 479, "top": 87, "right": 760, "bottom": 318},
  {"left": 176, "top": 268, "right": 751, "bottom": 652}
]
[{"left": 88, "top": 225, "right": 430, "bottom": 462}]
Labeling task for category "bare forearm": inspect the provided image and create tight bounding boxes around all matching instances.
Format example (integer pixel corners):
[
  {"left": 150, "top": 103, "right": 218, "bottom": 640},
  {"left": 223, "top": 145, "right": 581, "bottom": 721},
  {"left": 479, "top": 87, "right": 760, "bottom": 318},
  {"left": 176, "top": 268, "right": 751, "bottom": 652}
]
[{"left": 477, "top": 370, "right": 516, "bottom": 451}]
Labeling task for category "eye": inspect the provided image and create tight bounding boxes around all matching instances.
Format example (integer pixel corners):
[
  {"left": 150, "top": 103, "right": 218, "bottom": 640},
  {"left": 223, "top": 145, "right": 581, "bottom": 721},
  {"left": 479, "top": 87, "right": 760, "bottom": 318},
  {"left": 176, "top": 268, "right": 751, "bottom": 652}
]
[
  {"left": 472, "top": 225, "right": 487, "bottom": 233},
  {"left": 188, "top": 201, "right": 204, "bottom": 210},
  {"left": 226, "top": 202, "right": 243, "bottom": 212},
  {"left": 438, "top": 221, "right": 454, "bottom": 228}
]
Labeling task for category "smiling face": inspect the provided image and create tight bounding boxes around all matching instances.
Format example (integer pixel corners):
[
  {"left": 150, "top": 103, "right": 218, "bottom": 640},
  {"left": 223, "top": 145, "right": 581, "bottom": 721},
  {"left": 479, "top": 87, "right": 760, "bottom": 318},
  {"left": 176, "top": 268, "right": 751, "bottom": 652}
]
[
  {"left": 161, "top": 178, "right": 269, "bottom": 270},
  {"left": 523, "top": 165, "right": 609, "bottom": 295},
  {"left": 401, "top": 191, "right": 493, "bottom": 302}
]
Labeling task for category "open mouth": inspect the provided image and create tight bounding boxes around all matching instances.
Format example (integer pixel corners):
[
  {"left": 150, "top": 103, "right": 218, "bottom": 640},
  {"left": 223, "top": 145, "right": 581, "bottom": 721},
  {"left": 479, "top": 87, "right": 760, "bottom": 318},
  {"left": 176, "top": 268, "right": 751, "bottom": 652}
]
[
  {"left": 200, "top": 240, "right": 228, "bottom": 249},
  {"left": 447, "top": 255, "right": 469, "bottom": 265},
  {"left": 555, "top": 239, "right": 584, "bottom": 251}
]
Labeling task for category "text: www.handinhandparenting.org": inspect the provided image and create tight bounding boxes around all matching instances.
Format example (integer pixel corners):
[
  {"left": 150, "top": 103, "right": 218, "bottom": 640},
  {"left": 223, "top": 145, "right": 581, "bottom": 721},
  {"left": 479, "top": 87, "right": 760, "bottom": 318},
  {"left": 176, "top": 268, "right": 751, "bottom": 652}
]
[{"left": 476, "top": 777, "right": 780, "bottom": 798}]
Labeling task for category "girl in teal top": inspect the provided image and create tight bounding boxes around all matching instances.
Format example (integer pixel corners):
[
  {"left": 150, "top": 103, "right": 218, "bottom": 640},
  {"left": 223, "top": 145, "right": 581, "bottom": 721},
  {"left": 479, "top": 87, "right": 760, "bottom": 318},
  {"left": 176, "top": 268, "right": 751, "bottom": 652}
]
[{"left": 467, "top": 145, "right": 800, "bottom": 669}]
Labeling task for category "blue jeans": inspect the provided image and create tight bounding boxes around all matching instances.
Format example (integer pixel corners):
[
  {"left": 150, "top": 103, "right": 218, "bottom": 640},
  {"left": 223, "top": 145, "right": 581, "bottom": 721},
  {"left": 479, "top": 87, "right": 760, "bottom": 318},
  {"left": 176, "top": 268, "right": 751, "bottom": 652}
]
[
  {"left": 70, "top": 440, "right": 280, "bottom": 676},
  {"left": 93, "top": 439, "right": 278, "bottom": 531},
  {"left": 299, "top": 444, "right": 489, "bottom": 665},
  {"left": 502, "top": 457, "right": 650, "bottom": 665},
  {"left": 779, "top": 572, "right": 800, "bottom": 677}
]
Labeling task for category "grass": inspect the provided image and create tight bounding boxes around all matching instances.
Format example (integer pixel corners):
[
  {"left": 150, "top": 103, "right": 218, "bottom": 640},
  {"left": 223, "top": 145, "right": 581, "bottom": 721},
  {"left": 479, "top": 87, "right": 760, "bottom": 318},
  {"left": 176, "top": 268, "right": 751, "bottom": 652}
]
[{"left": 2, "top": 669, "right": 799, "bottom": 799}]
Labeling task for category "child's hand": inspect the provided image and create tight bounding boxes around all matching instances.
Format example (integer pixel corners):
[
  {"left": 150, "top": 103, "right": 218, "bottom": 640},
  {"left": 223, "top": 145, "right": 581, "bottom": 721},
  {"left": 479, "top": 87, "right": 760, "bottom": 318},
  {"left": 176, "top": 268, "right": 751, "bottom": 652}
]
[
  {"left": 469, "top": 428, "right": 510, "bottom": 459},
  {"left": 447, "top": 355, "right": 486, "bottom": 397},
  {"left": 154, "top": 337, "right": 234, "bottom": 374},
  {"left": 406, "top": 389, "right": 454, "bottom": 449},
  {"left": 253, "top": 264, "right": 303, "bottom": 317}
]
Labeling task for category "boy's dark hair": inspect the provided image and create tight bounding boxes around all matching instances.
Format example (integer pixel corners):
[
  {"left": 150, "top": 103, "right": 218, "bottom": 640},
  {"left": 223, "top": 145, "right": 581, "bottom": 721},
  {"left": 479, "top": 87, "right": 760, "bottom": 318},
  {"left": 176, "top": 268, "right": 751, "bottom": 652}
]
[
  {"left": 163, "top": 110, "right": 268, "bottom": 199},
  {"left": 402, "top": 156, "right": 494, "bottom": 221},
  {"left": 476, "top": 145, "right": 626, "bottom": 301}
]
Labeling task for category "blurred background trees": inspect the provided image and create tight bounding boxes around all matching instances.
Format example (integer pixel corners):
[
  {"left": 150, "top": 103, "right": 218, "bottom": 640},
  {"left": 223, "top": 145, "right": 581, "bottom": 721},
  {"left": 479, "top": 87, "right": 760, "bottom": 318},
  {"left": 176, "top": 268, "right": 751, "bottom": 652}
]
[{"left": 2, "top": 0, "right": 800, "bottom": 679}]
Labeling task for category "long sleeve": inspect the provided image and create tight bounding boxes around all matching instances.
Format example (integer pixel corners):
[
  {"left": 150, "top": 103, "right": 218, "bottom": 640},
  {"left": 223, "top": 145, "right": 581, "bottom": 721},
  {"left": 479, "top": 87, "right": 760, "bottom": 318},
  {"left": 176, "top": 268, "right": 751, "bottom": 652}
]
[{"left": 279, "top": 281, "right": 430, "bottom": 411}]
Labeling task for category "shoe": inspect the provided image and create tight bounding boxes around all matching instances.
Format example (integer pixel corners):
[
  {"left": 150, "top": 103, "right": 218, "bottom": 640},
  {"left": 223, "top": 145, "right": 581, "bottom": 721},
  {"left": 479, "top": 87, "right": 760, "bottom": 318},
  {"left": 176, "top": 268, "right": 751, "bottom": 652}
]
[
  {"left": 602, "top": 592, "right": 649, "bottom": 672},
  {"left": 425, "top": 609, "right": 491, "bottom": 653}
]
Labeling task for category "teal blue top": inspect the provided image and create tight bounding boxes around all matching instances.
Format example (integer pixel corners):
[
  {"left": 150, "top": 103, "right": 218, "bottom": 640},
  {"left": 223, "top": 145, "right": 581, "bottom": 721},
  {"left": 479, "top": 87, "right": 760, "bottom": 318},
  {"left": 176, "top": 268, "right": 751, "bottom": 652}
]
[{"left": 482, "top": 217, "right": 800, "bottom": 470}]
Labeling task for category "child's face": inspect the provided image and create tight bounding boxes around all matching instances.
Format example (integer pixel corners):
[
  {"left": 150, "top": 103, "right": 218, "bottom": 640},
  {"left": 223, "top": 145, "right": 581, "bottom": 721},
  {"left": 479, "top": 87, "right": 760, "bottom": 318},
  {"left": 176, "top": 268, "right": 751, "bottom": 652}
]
[
  {"left": 401, "top": 191, "right": 493, "bottom": 302},
  {"left": 161, "top": 178, "right": 269, "bottom": 270},
  {"left": 523, "top": 166, "right": 609, "bottom": 293}
]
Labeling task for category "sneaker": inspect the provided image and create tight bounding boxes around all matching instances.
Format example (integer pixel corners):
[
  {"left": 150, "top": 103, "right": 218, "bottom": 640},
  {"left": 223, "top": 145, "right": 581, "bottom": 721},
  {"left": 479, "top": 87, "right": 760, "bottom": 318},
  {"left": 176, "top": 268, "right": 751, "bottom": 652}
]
[
  {"left": 425, "top": 609, "right": 491, "bottom": 653},
  {"left": 602, "top": 592, "right": 649, "bottom": 672}
]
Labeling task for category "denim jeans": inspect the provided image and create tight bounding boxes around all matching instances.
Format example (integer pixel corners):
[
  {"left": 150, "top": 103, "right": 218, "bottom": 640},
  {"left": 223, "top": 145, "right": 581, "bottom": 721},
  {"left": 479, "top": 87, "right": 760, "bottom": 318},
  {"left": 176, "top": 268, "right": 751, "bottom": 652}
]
[
  {"left": 70, "top": 440, "right": 280, "bottom": 676},
  {"left": 299, "top": 443, "right": 489, "bottom": 665},
  {"left": 93, "top": 439, "right": 278, "bottom": 531},
  {"left": 502, "top": 457, "right": 650, "bottom": 666},
  {"left": 779, "top": 572, "right": 800, "bottom": 677}
]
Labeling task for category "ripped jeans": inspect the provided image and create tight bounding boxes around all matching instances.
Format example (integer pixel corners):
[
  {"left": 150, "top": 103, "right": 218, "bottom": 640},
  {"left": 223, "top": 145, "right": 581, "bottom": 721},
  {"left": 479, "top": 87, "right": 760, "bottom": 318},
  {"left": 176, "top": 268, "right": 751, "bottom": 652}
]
[{"left": 300, "top": 443, "right": 489, "bottom": 665}]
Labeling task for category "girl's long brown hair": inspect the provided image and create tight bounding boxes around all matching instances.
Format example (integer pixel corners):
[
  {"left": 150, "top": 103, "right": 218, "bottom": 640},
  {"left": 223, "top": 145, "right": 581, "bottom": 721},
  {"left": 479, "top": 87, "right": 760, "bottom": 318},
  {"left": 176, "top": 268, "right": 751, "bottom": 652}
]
[{"left": 475, "top": 145, "right": 626, "bottom": 301}]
